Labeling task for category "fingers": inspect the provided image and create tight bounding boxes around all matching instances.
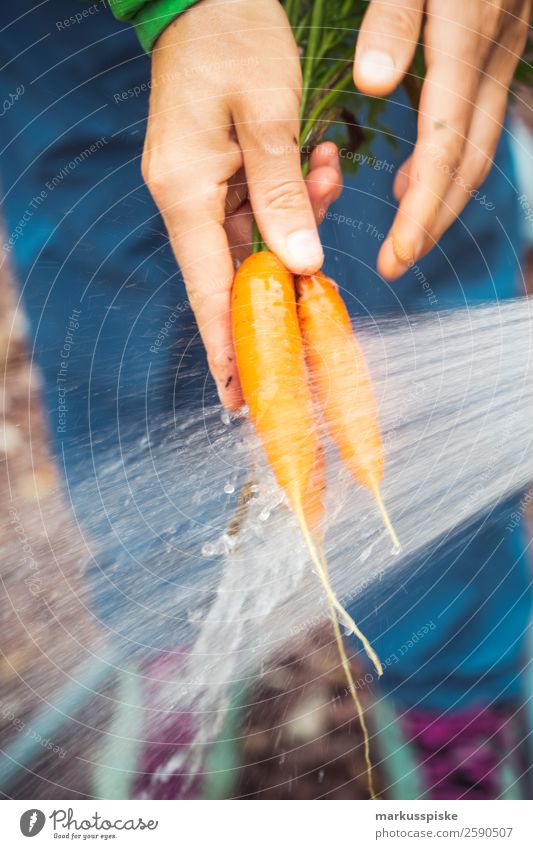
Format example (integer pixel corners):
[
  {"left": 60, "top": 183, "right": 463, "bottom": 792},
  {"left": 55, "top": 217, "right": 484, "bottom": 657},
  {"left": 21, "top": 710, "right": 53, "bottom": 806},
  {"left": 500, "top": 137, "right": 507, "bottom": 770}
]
[
  {"left": 220, "top": 140, "right": 342, "bottom": 404},
  {"left": 354, "top": 0, "right": 424, "bottom": 96},
  {"left": 233, "top": 95, "right": 324, "bottom": 274},
  {"left": 379, "top": 1, "right": 531, "bottom": 276},
  {"left": 306, "top": 142, "right": 343, "bottom": 222},
  {"left": 378, "top": 1, "right": 489, "bottom": 278},
  {"left": 224, "top": 142, "right": 342, "bottom": 255},
  {"left": 144, "top": 0, "right": 336, "bottom": 409},
  {"left": 308, "top": 140, "right": 342, "bottom": 177},
  {"left": 411, "top": 85, "right": 509, "bottom": 261},
  {"left": 412, "top": 10, "right": 530, "bottom": 257},
  {"left": 169, "top": 195, "right": 243, "bottom": 410},
  {"left": 143, "top": 123, "right": 245, "bottom": 408},
  {"left": 393, "top": 155, "right": 412, "bottom": 201},
  {"left": 307, "top": 165, "right": 343, "bottom": 223}
]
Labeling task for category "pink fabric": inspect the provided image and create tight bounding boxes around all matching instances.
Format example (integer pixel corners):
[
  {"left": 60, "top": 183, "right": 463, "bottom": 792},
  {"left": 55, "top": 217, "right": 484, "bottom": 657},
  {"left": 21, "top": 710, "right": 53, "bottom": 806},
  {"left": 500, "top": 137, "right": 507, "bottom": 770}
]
[
  {"left": 133, "top": 653, "right": 203, "bottom": 800},
  {"left": 402, "top": 705, "right": 514, "bottom": 800}
]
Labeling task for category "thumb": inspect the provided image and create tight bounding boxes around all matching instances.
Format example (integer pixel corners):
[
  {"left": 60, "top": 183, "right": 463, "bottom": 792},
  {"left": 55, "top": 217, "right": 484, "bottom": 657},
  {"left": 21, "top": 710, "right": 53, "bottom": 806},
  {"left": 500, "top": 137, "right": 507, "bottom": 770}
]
[
  {"left": 234, "top": 106, "right": 323, "bottom": 275},
  {"left": 354, "top": 0, "right": 424, "bottom": 96}
]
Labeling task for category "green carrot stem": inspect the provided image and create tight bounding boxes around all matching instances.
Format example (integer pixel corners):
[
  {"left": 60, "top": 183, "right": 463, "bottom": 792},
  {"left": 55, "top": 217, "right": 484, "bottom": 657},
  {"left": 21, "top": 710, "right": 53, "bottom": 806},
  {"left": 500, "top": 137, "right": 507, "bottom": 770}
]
[
  {"left": 252, "top": 4, "right": 362, "bottom": 253},
  {"left": 293, "top": 7, "right": 312, "bottom": 44},
  {"left": 313, "top": 54, "right": 353, "bottom": 92},
  {"left": 300, "top": 66, "right": 354, "bottom": 147},
  {"left": 252, "top": 218, "right": 266, "bottom": 254},
  {"left": 300, "top": 0, "right": 325, "bottom": 120},
  {"left": 283, "top": 0, "right": 298, "bottom": 27}
]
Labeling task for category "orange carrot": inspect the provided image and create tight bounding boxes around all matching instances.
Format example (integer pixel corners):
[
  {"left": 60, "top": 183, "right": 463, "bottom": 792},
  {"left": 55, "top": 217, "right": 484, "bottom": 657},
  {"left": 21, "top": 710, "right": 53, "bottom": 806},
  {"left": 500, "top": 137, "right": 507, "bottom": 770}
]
[
  {"left": 231, "top": 251, "right": 324, "bottom": 534},
  {"left": 232, "top": 252, "right": 382, "bottom": 798},
  {"left": 297, "top": 271, "right": 399, "bottom": 550}
]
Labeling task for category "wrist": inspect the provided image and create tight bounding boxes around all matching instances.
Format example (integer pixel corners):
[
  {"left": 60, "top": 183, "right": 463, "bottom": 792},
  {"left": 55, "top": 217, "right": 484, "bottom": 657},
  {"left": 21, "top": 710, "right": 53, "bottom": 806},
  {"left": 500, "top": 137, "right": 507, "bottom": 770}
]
[{"left": 109, "top": 0, "right": 202, "bottom": 52}]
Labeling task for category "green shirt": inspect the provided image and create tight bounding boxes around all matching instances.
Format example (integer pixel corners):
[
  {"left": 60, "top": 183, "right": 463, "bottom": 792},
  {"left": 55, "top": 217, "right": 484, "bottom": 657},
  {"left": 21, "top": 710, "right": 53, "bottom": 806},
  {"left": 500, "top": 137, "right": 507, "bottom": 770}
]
[{"left": 108, "top": 0, "right": 201, "bottom": 52}]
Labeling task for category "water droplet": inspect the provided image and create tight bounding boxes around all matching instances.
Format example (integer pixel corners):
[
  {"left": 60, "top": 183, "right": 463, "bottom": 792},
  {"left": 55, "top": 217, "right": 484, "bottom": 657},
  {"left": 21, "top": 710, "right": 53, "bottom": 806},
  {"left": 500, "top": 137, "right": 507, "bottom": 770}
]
[
  {"left": 201, "top": 543, "right": 216, "bottom": 557},
  {"left": 259, "top": 508, "right": 271, "bottom": 522},
  {"left": 250, "top": 484, "right": 259, "bottom": 493},
  {"left": 340, "top": 613, "right": 354, "bottom": 637},
  {"left": 220, "top": 410, "right": 231, "bottom": 426},
  {"left": 271, "top": 490, "right": 287, "bottom": 509},
  {"left": 391, "top": 543, "right": 402, "bottom": 557},
  {"left": 222, "top": 533, "right": 237, "bottom": 553},
  {"left": 187, "top": 607, "right": 203, "bottom": 624},
  {"left": 317, "top": 769, "right": 325, "bottom": 784},
  {"left": 359, "top": 544, "right": 373, "bottom": 563},
  {"left": 224, "top": 483, "right": 235, "bottom": 494}
]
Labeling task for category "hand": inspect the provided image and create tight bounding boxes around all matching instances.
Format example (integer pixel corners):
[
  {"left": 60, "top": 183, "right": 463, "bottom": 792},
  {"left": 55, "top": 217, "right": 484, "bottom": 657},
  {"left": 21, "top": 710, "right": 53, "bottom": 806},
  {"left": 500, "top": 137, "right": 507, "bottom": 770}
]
[
  {"left": 353, "top": 0, "right": 531, "bottom": 278},
  {"left": 142, "top": 0, "right": 341, "bottom": 408}
]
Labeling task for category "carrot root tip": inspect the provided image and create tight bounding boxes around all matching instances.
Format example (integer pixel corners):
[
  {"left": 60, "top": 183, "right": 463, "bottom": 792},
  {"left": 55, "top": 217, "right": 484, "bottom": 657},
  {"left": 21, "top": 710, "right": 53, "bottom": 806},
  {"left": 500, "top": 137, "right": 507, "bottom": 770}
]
[
  {"left": 369, "top": 477, "right": 401, "bottom": 553},
  {"left": 294, "top": 505, "right": 383, "bottom": 798}
]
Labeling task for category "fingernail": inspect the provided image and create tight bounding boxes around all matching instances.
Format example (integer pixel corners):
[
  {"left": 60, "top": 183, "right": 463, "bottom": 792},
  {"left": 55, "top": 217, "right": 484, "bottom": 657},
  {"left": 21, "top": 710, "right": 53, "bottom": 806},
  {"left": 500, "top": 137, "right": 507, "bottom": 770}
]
[
  {"left": 356, "top": 50, "right": 395, "bottom": 84},
  {"left": 286, "top": 229, "right": 323, "bottom": 272}
]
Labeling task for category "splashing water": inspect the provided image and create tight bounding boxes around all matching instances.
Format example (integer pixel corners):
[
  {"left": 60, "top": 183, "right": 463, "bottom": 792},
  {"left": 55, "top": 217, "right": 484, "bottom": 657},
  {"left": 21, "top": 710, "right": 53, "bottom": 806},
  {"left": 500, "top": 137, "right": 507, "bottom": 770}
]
[
  {"left": 170, "top": 297, "right": 533, "bottom": 790},
  {"left": 3, "top": 297, "right": 533, "bottom": 796}
]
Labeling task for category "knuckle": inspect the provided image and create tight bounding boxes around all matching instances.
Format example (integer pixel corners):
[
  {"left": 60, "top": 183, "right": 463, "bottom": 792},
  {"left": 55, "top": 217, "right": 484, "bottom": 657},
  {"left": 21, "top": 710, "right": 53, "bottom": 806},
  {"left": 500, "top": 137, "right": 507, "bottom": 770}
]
[
  {"left": 141, "top": 153, "right": 175, "bottom": 202},
  {"left": 248, "top": 126, "right": 296, "bottom": 159},
  {"left": 243, "top": 93, "right": 301, "bottom": 157},
  {"left": 423, "top": 129, "right": 465, "bottom": 176},
  {"left": 143, "top": 153, "right": 224, "bottom": 219},
  {"left": 459, "top": 37, "right": 487, "bottom": 68},
  {"left": 260, "top": 179, "right": 307, "bottom": 213},
  {"left": 444, "top": 136, "right": 466, "bottom": 172},
  {"left": 482, "top": 4, "right": 504, "bottom": 41},
  {"left": 187, "top": 278, "right": 228, "bottom": 315},
  {"left": 186, "top": 286, "right": 207, "bottom": 313},
  {"left": 191, "top": 181, "right": 226, "bottom": 215},
  {"left": 507, "top": 18, "right": 529, "bottom": 55},
  {"left": 185, "top": 285, "right": 208, "bottom": 317},
  {"left": 388, "top": 6, "right": 422, "bottom": 39}
]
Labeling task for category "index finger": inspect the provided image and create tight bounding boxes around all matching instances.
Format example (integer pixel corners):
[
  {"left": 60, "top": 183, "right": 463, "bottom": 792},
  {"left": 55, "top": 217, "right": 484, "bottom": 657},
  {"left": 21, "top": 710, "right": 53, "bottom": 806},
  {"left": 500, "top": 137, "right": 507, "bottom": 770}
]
[{"left": 143, "top": 129, "right": 244, "bottom": 409}]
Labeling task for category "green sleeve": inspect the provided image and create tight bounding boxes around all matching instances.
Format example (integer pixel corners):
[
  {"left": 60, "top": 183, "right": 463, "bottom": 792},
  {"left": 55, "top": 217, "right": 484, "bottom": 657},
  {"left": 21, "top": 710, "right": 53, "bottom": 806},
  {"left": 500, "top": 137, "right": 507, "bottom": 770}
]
[{"left": 108, "top": 0, "right": 201, "bottom": 52}]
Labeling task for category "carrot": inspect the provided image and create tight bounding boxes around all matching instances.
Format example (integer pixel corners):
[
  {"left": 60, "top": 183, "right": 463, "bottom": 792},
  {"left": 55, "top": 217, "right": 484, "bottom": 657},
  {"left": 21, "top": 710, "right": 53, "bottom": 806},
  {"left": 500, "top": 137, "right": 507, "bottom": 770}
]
[
  {"left": 232, "top": 251, "right": 381, "bottom": 798},
  {"left": 297, "top": 271, "right": 400, "bottom": 551},
  {"left": 231, "top": 250, "right": 324, "bottom": 534}
]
